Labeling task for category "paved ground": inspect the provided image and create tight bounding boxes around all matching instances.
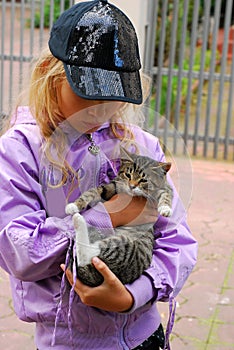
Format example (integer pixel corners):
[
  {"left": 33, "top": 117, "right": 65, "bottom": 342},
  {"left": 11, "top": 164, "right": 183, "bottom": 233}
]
[
  {"left": 159, "top": 157, "right": 234, "bottom": 350},
  {"left": 0, "top": 156, "right": 233, "bottom": 349}
]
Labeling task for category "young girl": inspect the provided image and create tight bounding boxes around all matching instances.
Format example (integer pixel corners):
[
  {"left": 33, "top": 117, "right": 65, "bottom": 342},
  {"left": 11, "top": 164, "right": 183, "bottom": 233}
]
[{"left": 0, "top": 1, "right": 197, "bottom": 349}]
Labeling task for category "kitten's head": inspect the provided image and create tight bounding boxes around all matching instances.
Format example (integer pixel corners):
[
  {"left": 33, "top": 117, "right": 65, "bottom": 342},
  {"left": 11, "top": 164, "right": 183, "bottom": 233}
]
[{"left": 118, "top": 148, "right": 171, "bottom": 198}]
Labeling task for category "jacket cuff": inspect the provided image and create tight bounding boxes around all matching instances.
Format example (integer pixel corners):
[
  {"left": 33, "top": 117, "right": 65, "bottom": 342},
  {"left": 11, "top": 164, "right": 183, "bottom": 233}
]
[
  {"left": 124, "top": 274, "right": 156, "bottom": 313},
  {"left": 83, "top": 202, "right": 115, "bottom": 234}
]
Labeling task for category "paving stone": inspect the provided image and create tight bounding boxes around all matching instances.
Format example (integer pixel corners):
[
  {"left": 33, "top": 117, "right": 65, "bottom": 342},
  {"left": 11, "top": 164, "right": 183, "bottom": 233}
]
[
  {"left": 216, "top": 324, "right": 234, "bottom": 346},
  {"left": 0, "top": 331, "right": 35, "bottom": 350}
]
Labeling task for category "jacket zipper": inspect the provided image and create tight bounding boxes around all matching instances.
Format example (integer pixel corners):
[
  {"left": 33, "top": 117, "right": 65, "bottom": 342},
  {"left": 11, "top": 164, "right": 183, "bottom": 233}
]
[
  {"left": 120, "top": 314, "right": 129, "bottom": 350},
  {"left": 95, "top": 136, "right": 129, "bottom": 350}
]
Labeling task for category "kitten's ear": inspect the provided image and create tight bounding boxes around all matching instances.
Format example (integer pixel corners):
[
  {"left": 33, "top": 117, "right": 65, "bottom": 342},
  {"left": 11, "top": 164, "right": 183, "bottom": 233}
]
[
  {"left": 159, "top": 162, "right": 171, "bottom": 173},
  {"left": 120, "top": 147, "right": 133, "bottom": 161}
]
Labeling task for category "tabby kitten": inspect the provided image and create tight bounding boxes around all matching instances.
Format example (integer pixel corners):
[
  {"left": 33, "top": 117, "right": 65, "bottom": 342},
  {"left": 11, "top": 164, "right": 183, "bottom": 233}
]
[{"left": 65, "top": 148, "right": 173, "bottom": 287}]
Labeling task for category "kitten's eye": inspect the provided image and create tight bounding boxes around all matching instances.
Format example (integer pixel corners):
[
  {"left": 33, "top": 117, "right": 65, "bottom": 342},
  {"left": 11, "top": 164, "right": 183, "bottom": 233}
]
[{"left": 125, "top": 173, "right": 131, "bottom": 179}]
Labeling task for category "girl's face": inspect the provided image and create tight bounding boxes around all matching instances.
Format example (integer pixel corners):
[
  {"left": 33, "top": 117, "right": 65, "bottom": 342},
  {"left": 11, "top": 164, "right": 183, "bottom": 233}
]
[{"left": 57, "top": 79, "right": 124, "bottom": 133}]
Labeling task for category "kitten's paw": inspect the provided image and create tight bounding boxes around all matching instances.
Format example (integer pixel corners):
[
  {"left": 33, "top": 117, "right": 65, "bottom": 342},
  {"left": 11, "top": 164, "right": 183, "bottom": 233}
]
[
  {"left": 158, "top": 205, "right": 172, "bottom": 217},
  {"left": 65, "top": 203, "right": 79, "bottom": 215}
]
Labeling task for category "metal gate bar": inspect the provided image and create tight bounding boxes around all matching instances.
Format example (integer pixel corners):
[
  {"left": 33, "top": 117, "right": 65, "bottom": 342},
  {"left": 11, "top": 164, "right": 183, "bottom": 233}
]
[
  {"left": 173, "top": 0, "right": 189, "bottom": 155},
  {"left": 204, "top": 0, "right": 222, "bottom": 158},
  {"left": 214, "top": 0, "right": 233, "bottom": 158}
]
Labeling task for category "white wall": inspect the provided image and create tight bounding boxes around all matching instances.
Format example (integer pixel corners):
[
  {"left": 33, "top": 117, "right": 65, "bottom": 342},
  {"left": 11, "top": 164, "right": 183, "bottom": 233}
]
[{"left": 74, "top": 0, "right": 148, "bottom": 62}]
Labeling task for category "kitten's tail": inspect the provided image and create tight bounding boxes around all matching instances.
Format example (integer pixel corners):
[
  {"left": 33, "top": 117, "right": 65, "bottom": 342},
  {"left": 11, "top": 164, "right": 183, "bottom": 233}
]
[{"left": 72, "top": 213, "right": 100, "bottom": 267}]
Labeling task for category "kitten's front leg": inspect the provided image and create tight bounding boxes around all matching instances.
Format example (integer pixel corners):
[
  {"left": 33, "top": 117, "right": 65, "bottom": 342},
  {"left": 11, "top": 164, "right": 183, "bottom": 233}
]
[
  {"left": 65, "top": 187, "right": 104, "bottom": 215},
  {"left": 65, "top": 181, "right": 118, "bottom": 216},
  {"left": 157, "top": 189, "right": 173, "bottom": 217},
  {"left": 158, "top": 205, "right": 172, "bottom": 217}
]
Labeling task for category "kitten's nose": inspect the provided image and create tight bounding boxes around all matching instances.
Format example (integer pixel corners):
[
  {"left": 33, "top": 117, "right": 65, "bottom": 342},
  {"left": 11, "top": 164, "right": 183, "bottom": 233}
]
[{"left": 129, "top": 181, "right": 138, "bottom": 189}]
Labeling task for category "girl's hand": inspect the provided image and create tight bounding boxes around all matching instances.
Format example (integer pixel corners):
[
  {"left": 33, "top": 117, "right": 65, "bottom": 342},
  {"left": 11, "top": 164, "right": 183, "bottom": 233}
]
[
  {"left": 103, "top": 193, "right": 158, "bottom": 228},
  {"left": 61, "top": 257, "right": 133, "bottom": 312}
]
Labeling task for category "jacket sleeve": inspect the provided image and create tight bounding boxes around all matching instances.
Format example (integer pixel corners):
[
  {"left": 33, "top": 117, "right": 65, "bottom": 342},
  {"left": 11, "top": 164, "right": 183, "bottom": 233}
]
[
  {"left": 0, "top": 133, "right": 72, "bottom": 281},
  {"left": 125, "top": 139, "right": 198, "bottom": 312},
  {"left": 0, "top": 133, "right": 114, "bottom": 282}
]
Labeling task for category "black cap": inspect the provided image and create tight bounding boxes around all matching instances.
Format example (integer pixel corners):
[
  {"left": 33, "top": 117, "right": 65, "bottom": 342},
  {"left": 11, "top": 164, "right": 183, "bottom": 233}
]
[{"left": 48, "top": 0, "right": 142, "bottom": 104}]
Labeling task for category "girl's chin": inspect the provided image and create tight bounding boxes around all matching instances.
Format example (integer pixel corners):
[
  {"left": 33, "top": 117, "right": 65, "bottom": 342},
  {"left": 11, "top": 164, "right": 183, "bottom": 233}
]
[
  {"left": 79, "top": 122, "right": 102, "bottom": 133},
  {"left": 68, "top": 121, "right": 101, "bottom": 134}
]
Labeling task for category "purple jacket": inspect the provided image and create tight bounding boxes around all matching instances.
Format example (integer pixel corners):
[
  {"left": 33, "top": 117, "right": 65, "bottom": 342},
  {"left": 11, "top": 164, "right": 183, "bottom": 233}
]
[{"left": 0, "top": 107, "right": 197, "bottom": 349}]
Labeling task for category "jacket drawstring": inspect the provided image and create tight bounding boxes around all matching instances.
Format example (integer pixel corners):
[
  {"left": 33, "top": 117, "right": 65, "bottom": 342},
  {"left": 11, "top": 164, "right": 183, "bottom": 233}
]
[
  {"left": 67, "top": 243, "right": 77, "bottom": 349},
  {"left": 52, "top": 238, "right": 75, "bottom": 348},
  {"left": 163, "top": 295, "right": 177, "bottom": 350}
]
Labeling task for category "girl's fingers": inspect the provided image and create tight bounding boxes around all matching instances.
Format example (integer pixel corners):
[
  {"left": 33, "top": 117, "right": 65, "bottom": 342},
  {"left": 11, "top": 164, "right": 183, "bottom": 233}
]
[
  {"left": 91, "top": 257, "right": 117, "bottom": 285},
  {"left": 60, "top": 264, "right": 74, "bottom": 286},
  {"left": 66, "top": 269, "right": 74, "bottom": 285},
  {"left": 60, "top": 258, "right": 120, "bottom": 292}
]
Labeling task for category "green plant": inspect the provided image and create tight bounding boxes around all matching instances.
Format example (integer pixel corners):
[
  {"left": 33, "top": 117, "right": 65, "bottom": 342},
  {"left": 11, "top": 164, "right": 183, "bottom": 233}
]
[
  {"left": 154, "top": 0, "right": 197, "bottom": 66},
  {"left": 150, "top": 48, "right": 219, "bottom": 125},
  {"left": 32, "top": 0, "right": 70, "bottom": 28}
]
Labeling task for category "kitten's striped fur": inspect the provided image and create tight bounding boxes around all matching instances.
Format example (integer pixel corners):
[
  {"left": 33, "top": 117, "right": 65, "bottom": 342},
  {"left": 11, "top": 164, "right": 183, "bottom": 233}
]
[{"left": 66, "top": 148, "right": 173, "bottom": 287}]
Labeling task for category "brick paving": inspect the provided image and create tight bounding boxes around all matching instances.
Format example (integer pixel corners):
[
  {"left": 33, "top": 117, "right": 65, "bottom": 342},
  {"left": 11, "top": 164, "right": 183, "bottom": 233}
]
[
  {"left": 0, "top": 157, "right": 234, "bottom": 349},
  {"left": 158, "top": 158, "right": 234, "bottom": 350}
]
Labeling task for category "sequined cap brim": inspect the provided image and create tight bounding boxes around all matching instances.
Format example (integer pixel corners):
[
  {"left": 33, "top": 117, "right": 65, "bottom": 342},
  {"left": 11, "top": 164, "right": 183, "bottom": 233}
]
[{"left": 64, "top": 64, "right": 143, "bottom": 105}]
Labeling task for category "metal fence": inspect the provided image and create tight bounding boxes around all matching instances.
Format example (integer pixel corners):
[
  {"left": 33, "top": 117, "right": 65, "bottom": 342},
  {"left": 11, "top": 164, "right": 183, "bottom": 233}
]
[
  {"left": 144, "top": 0, "right": 234, "bottom": 160},
  {"left": 0, "top": 0, "right": 234, "bottom": 160},
  {"left": 0, "top": 0, "right": 74, "bottom": 121}
]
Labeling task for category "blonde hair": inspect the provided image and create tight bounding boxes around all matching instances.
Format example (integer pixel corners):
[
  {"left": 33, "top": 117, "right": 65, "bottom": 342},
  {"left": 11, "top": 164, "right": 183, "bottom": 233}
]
[{"left": 28, "top": 48, "right": 144, "bottom": 190}]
